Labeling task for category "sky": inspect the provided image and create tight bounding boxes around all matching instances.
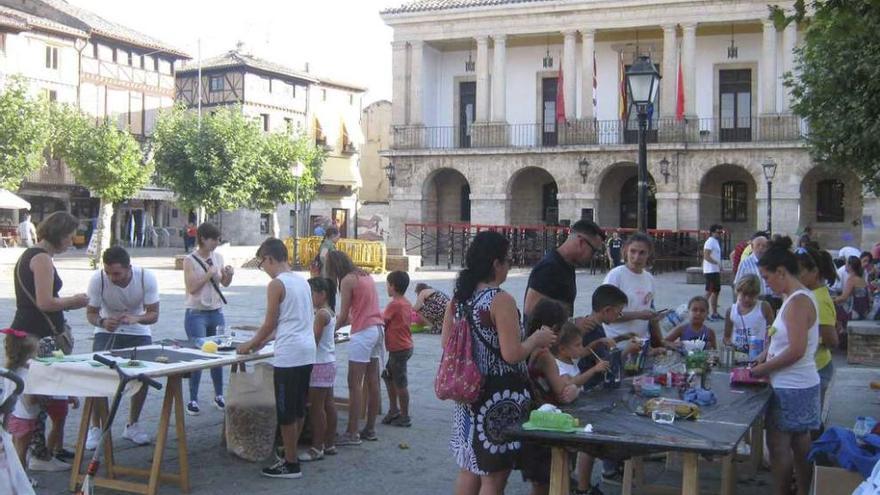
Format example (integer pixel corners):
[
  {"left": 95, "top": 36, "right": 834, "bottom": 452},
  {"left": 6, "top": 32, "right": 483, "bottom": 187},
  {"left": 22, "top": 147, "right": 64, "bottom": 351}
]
[{"left": 69, "top": 0, "right": 399, "bottom": 104}]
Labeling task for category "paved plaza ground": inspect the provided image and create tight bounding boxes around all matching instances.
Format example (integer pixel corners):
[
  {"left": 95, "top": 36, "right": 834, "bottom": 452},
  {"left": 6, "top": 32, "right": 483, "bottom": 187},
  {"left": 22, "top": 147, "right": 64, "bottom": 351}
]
[{"left": 0, "top": 247, "right": 874, "bottom": 494}]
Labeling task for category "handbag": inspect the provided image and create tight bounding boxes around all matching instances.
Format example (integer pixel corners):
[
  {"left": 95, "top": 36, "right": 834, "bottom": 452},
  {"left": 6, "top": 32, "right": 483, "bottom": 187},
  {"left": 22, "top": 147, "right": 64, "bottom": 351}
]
[
  {"left": 435, "top": 301, "right": 496, "bottom": 403},
  {"left": 14, "top": 258, "right": 74, "bottom": 355}
]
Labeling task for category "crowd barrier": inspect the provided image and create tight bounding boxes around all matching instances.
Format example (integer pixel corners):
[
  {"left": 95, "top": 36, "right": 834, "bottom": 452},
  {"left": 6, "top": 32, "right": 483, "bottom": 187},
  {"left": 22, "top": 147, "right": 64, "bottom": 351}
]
[{"left": 284, "top": 237, "right": 387, "bottom": 273}]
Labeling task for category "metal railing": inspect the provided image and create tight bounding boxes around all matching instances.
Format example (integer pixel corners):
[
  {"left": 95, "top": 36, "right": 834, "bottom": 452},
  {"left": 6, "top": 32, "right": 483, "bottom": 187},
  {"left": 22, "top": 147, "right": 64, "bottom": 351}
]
[
  {"left": 392, "top": 116, "right": 807, "bottom": 150},
  {"left": 404, "top": 222, "right": 730, "bottom": 272}
]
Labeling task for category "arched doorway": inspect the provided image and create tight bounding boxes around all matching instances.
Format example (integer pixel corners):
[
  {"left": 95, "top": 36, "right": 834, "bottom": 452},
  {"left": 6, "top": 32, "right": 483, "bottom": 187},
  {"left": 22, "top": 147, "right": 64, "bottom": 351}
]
[
  {"left": 598, "top": 163, "right": 656, "bottom": 229},
  {"left": 508, "top": 167, "right": 558, "bottom": 225},
  {"left": 423, "top": 168, "right": 471, "bottom": 224},
  {"left": 799, "top": 166, "right": 862, "bottom": 248},
  {"left": 699, "top": 164, "right": 757, "bottom": 244}
]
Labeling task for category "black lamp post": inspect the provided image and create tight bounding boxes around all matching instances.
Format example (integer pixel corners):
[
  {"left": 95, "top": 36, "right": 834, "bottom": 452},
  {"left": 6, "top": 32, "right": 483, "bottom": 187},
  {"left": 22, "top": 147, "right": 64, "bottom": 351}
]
[
  {"left": 384, "top": 162, "right": 396, "bottom": 187},
  {"left": 578, "top": 158, "right": 590, "bottom": 184},
  {"left": 625, "top": 55, "right": 661, "bottom": 232},
  {"left": 762, "top": 157, "right": 777, "bottom": 234},
  {"left": 659, "top": 156, "right": 671, "bottom": 183}
]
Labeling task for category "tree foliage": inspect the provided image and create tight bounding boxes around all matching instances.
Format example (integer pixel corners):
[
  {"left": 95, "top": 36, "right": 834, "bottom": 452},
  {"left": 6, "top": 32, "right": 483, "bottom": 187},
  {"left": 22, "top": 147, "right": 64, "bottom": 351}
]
[
  {"left": 152, "top": 105, "right": 324, "bottom": 214},
  {"left": 0, "top": 78, "right": 52, "bottom": 190},
  {"left": 773, "top": 0, "right": 880, "bottom": 193},
  {"left": 50, "top": 105, "right": 151, "bottom": 202}
]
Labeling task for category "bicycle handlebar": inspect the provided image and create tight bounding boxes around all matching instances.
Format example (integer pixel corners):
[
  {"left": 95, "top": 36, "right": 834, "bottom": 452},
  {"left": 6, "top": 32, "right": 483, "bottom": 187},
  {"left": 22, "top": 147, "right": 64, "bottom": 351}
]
[
  {"left": 92, "top": 354, "right": 163, "bottom": 391},
  {"left": 0, "top": 367, "right": 25, "bottom": 415}
]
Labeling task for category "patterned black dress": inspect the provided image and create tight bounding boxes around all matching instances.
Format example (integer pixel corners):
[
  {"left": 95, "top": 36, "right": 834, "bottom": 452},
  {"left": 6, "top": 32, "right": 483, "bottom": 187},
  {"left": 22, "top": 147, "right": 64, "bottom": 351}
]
[
  {"left": 419, "top": 290, "right": 451, "bottom": 334},
  {"left": 450, "top": 287, "right": 532, "bottom": 475}
]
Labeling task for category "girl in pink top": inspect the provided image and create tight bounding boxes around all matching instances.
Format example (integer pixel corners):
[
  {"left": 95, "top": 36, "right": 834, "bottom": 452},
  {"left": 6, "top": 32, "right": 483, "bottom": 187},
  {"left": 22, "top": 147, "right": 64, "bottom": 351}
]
[{"left": 327, "top": 251, "right": 383, "bottom": 445}]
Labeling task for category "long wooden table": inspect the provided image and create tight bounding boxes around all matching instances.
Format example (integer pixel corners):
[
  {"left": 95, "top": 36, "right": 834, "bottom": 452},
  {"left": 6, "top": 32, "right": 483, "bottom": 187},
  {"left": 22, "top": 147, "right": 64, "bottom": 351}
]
[
  {"left": 508, "top": 370, "right": 772, "bottom": 495},
  {"left": 27, "top": 345, "right": 276, "bottom": 495}
]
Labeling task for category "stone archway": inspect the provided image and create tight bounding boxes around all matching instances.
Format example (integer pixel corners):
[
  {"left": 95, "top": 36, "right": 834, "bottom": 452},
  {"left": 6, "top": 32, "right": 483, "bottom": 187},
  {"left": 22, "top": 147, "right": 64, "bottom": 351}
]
[
  {"left": 422, "top": 168, "right": 471, "bottom": 224},
  {"left": 699, "top": 164, "right": 758, "bottom": 243},
  {"left": 799, "top": 166, "right": 862, "bottom": 248},
  {"left": 597, "top": 162, "right": 656, "bottom": 229},
  {"left": 507, "top": 167, "right": 558, "bottom": 225}
]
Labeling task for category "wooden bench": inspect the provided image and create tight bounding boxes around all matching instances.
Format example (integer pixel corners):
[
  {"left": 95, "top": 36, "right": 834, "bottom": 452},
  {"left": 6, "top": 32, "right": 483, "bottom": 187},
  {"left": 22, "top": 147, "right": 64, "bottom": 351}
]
[{"left": 847, "top": 320, "right": 880, "bottom": 366}]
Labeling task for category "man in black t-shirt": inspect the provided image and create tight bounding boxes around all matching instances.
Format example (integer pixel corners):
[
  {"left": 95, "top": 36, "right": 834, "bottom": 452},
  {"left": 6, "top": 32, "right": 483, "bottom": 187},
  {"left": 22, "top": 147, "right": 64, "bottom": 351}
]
[{"left": 523, "top": 220, "right": 605, "bottom": 320}]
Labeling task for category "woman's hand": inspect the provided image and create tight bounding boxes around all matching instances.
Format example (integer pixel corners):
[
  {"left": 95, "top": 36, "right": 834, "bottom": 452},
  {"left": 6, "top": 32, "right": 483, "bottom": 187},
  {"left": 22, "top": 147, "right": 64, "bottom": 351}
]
[
  {"left": 69, "top": 293, "right": 89, "bottom": 310},
  {"left": 528, "top": 325, "right": 557, "bottom": 349}
]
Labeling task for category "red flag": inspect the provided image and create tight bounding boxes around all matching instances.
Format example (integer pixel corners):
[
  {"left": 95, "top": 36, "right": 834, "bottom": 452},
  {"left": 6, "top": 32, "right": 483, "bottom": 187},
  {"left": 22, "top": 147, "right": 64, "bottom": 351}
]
[
  {"left": 592, "top": 50, "right": 597, "bottom": 109},
  {"left": 556, "top": 65, "right": 565, "bottom": 123},
  {"left": 676, "top": 49, "right": 685, "bottom": 121},
  {"left": 618, "top": 52, "right": 627, "bottom": 119}
]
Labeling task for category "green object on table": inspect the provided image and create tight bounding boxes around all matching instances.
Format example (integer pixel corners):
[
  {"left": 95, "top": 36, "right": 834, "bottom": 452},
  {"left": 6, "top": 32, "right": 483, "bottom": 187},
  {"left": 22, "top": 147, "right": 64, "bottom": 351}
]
[
  {"left": 686, "top": 351, "right": 708, "bottom": 371},
  {"left": 522, "top": 410, "right": 580, "bottom": 433},
  {"left": 33, "top": 356, "right": 88, "bottom": 365}
]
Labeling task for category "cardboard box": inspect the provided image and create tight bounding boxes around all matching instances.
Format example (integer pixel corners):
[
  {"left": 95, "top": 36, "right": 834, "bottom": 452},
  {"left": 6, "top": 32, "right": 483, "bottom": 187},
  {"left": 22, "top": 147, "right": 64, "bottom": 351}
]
[{"left": 811, "top": 464, "right": 864, "bottom": 495}]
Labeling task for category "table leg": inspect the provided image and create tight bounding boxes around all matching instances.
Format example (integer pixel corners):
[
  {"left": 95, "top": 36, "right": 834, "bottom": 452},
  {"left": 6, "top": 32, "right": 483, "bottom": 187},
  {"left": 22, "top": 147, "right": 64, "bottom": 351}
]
[
  {"left": 548, "top": 447, "right": 570, "bottom": 495},
  {"left": 721, "top": 454, "right": 736, "bottom": 495},
  {"left": 95, "top": 397, "right": 116, "bottom": 479},
  {"left": 171, "top": 376, "right": 191, "bottom": 493},
  {"left": 682, "top": 453, "right": 700, "bottom": 495},
  {"left": 69, "top": 397, "right": 94, "bottom": 492},
  {"left": 147, "top": 376, "right": 176, "bottom": 495},
  {"left": 622, "top": 459, "right": 634, "bottom": 495},
  {"left": 749, "top": 418, "right": 764, "bottom": 477}
]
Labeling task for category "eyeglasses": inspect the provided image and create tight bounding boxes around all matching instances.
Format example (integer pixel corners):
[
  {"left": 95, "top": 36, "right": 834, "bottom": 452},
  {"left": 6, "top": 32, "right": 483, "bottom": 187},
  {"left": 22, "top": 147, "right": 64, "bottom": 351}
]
[
  {"left": 257, "top": 257, "right": 266, "bottom": 271},
  {"left": 576, "top": 234, "right": 603, "bottom": 254}
]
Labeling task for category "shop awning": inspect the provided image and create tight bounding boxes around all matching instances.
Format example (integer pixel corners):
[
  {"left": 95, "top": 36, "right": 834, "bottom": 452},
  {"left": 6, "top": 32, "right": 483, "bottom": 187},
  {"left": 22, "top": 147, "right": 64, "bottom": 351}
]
[
  {"left": 320, "top": 157, "right": 361, "bottom": 188},
  {"left": 131, "top": 187, "right": 176, "bottom": 201},
  {"left": 343, "top": 113, "right": 364, "bottom": 147},
  {"left": 0, "top": 189, "right": 31, "bottom": 210}
]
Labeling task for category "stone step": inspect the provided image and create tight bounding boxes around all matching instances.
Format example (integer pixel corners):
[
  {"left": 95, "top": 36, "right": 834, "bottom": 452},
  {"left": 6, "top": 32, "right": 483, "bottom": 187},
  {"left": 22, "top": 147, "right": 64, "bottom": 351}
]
[{"left": 685, "top": 267, "right": 734, "bottom": 285}]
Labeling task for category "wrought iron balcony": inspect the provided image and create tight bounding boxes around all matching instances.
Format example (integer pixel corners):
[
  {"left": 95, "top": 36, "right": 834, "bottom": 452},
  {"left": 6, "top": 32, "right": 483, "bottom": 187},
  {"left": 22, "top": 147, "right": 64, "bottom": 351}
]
[{"left": 391, "top": 116, "right": 807, "bottom": 151}]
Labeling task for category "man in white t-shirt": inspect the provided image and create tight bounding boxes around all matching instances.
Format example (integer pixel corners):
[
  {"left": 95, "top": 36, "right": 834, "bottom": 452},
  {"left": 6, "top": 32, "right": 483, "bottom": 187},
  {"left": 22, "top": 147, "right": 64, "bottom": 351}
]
[
  {"left": 17, "top": 213, "right": 36, "bottom": 247},
  {"left": 85, "top": 246, "right": 160, "bottom": 448},
  {"left": 703, "top": 224, "right": 724, "bottom": 321}
]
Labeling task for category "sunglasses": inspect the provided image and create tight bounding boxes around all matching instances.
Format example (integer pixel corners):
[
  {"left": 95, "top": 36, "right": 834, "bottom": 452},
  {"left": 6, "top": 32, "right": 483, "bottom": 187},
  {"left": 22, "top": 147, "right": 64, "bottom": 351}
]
[{"left": 576, "top": 234, "right": 603, "bottom": 254}]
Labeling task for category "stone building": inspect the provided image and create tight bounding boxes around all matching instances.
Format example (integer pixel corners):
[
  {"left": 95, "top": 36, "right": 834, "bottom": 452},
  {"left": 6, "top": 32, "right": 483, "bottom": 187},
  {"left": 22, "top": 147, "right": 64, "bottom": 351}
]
[
  {"left": 380, "top": 0, "right": 878, "bottom": 251},
  {"left": 0, "top": 0, "right": 190, "bottom": 245},
  {"left": 175, "top": 47, "right": 366, "bottom": 245}
]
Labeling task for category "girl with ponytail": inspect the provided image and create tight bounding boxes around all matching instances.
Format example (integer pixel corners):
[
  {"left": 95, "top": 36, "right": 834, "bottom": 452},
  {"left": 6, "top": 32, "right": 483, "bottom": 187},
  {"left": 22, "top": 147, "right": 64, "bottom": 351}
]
[{"left": 441, "top": 231, "right": 555, "bottom": 493}]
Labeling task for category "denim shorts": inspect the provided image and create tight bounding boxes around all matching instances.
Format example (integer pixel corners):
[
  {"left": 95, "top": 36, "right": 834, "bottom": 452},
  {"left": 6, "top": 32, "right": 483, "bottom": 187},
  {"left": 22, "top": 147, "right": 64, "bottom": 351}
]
[
  {"left": 767, "top": 385, "right": 821, "bottom": 432},
  {"left": 93, "top": 332, "right": 153, "bottom": 352}
]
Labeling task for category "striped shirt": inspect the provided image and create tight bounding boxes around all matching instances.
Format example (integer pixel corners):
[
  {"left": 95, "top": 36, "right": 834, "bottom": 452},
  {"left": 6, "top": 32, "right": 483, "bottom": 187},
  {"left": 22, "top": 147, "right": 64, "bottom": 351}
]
[{"left": 734, "top": 254, "right": 770, "bottom": 296}]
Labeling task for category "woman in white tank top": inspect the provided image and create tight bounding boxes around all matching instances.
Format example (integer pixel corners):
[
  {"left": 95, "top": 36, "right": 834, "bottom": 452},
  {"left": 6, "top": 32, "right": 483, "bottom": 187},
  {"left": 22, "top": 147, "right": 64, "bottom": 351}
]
[{"left": 749, "top": 238, "right": 820, "bottom": 495}]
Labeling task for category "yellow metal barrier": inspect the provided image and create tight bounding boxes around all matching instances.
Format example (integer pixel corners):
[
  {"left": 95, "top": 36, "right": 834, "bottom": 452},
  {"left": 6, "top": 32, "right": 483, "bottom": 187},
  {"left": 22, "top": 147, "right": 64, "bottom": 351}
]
[{"left": 285, "top": 237, "right": 386, "bottom": 273}]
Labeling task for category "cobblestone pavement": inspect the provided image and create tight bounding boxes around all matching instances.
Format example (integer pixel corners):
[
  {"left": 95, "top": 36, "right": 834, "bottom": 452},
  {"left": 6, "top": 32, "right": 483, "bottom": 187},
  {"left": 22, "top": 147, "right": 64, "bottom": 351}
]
[{"left": 0, "top": 247, "right": 871, "bottom": 494}]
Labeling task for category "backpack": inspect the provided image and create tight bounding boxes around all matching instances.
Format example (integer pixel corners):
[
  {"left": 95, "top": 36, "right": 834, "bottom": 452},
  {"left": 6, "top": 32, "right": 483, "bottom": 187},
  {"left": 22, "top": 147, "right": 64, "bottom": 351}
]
[{"left": 435, "top": 301, "right": 484, "bottom": 403}]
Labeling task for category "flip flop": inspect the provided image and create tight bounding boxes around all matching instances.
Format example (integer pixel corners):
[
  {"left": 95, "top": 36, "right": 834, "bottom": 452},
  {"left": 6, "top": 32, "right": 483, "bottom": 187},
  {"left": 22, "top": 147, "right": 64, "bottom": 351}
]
[{"left": 381, "top": 411, "right": 401, "bottom": 425}]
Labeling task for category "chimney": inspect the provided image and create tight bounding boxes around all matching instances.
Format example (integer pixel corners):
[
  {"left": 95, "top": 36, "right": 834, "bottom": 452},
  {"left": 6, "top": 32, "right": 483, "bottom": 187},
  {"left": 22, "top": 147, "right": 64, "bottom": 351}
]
[{"left": 304, "top": 62, "right": 310, "bottom": 73}]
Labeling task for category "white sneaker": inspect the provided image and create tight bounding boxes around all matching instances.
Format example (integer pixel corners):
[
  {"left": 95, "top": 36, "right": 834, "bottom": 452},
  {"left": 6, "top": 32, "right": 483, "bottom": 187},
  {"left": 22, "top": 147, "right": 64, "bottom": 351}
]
[
  {"left": 736, "top": 442, "right": 751, "bottom": 457},
  {"left": 29, "top": 456, "right": 71, "bottom": 472},
  {"left": 123, "top": 422, "right": 151, "bottom": 445},
  {"left": 85, "top": 426, "right": 102, "bottom": 450}
]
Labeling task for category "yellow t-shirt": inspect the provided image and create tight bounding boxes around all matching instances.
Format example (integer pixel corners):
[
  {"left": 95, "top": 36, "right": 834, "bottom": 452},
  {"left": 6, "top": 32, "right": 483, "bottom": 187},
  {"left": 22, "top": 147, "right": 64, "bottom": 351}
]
[{"left": 813, "top": 286, "right": 836, "bottom": 371}]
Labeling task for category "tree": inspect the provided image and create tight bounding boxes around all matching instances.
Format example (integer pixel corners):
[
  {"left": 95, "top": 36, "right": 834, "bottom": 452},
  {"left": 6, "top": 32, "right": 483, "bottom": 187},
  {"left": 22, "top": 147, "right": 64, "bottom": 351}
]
[
  {"left": 51, "top": 105, "right": 152, "bottom": 260},
  {"left": 0, "top": 78, "right": 52, "bottom": 190},
  {"left": 773, "top": 1, "right": 880, "bottom": 193},
  {"left": 152, "top": 105, "right": 265, "bottom": 217},
  {"left": 251, "top": 131, "right": 324, "bottom": 237}
]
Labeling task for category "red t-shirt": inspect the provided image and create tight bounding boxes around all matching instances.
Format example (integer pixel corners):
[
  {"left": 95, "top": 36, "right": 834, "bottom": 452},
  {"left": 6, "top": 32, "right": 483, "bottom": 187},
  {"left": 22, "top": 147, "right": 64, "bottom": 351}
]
[{"left": 383, "top": 297, "right": 414, "bottom": 352}]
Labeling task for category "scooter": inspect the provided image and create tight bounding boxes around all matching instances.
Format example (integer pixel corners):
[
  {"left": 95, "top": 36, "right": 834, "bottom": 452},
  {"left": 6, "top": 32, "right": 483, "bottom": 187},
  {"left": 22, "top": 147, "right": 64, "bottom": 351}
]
[
  {"left": 76, "top": 354, "right": 163, "bottom": 495},
  {"left": 1, "top": 366, "right": 33, "bottom": 494}
]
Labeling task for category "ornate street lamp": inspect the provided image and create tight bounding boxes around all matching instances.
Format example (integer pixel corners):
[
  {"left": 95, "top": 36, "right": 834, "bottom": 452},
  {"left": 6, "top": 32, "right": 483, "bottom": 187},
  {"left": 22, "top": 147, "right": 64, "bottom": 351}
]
[
  {"left": 625, "top": 55, "right": 661, "bottom": 232},
  {"left": 578, "top": 158, "right": 590, "bottom": 184},
  {"left": 762, "top": 157, "right": 778, "bottom": 233},
  {"left": 290, "top": 161, "right": 305, "bottom": 267},
  {"left": 384, "top": 162, "right": 397, "bottom": 187},
  {"left": 659, "top": 156, "right": 671, "bottom": 183}
]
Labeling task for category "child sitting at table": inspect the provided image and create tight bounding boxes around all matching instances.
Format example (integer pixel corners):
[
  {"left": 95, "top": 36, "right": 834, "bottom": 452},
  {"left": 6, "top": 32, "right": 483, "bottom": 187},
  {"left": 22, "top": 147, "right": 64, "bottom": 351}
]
[
  {"left": 574, "top": 285, "right": 628, "bottom": 495},
  {"left": 664, "top": 296, "right": 717, "bottom": 350}
]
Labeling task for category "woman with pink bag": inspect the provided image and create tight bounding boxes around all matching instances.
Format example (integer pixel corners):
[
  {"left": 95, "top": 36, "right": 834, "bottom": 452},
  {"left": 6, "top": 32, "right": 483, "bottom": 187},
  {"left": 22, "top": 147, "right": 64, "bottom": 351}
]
[{"left": 440, "top": 231, "right": 555, "bottom": 495}]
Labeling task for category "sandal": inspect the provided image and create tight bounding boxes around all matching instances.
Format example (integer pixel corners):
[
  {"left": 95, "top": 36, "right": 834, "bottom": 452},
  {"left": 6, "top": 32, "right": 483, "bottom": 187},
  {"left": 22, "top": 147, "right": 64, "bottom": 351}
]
[
  {"left": 324, "top": 446, "right": 337, "bottom": 456},
  {"left": 297, "top": 447, "right": 324, "bottom": 462},
  {"left": 390, "top": 415, "right": 412, "bottom": 427},
  {"left": 360, "top": 428, "right": 379, "bottom": 441},
  {"left": 381, "top": 410, "right": 401, "bottom": 425}
]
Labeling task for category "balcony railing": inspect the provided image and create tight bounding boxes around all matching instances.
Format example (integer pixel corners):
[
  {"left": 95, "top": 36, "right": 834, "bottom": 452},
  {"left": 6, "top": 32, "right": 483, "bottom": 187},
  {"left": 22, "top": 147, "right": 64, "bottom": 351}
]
[{"left": 391, "top": 116, "right": 807, "bottom": 150}]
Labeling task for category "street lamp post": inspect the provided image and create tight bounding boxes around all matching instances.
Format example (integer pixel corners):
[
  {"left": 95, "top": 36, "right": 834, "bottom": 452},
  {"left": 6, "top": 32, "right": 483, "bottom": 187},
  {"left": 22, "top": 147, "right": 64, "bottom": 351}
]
[
  {"left": 762, "top": 158, "right": 777, "bottom": 234},
  {"left": 291, "top": 161, "right": 305, "bottom": 268},
  {"left": 625, "top": 56, "right": 661, "bottom": 232}
]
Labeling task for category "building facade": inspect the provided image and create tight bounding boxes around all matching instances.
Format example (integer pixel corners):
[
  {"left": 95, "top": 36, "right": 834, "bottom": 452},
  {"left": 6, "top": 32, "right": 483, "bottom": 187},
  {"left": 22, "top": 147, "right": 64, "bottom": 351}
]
[
  {"left": 0, "top": 0, "right": 190, "bottom": 246},
  {"left": 380, "top": 0, "right": 878, "bottom": 251},
  {"left": 175, "top": 47, "right": 367, "bottom": 245}
]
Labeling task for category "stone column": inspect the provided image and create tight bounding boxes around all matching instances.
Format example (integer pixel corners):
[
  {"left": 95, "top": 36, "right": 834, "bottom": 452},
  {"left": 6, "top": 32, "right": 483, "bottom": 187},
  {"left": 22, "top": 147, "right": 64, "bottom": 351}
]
[
  {"left": 660, "top": 24, "right": 677, "bottom": 118},
  {"left": 655, "top": 192, "right": 680, "bottom": 230},
  {"left": 475, "top": 35, "right": 490, "bottom": 122},
  {"left": 781, "top": 21, "right": 797, "bottom": 113},
  {"left": 681, "top": 23, "right": 697, "bottom": 117},
  {"left": 491, "top": 34, "right": 507, "bottom": 123},
  {"left": 562, "top": 30, "right": 577, "bottom": 121},
  {"left": 391, "top": 40, "right": 408, "bottom": 126},
  {"left": 409, "top": 40, "right": 424, "bottom": 125},
  {"left": 580, "top": 29, "right": 596, "bottom": 120},
  {"left": 761, "top": 19, "right": 778, "bottom": 115}
]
